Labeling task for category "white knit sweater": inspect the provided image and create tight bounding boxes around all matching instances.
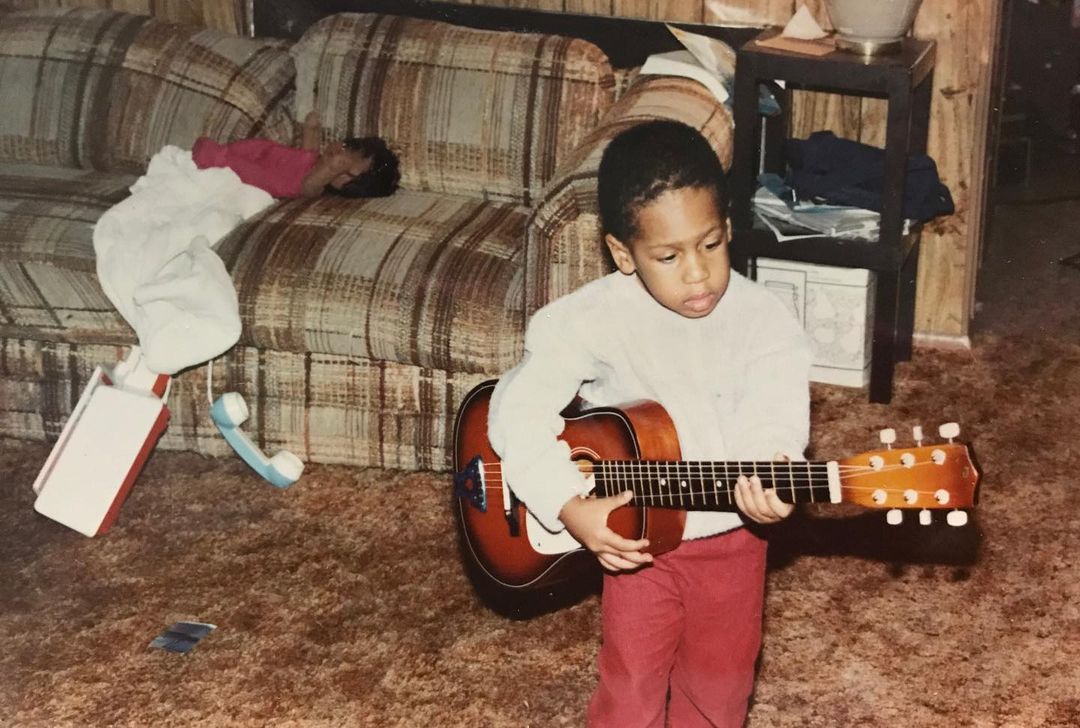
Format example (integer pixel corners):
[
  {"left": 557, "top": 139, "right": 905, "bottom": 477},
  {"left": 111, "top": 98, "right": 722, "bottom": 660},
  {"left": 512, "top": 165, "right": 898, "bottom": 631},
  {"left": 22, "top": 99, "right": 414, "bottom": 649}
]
[{"left": 489, "top": 270, "right": 811, "bottom": 540}]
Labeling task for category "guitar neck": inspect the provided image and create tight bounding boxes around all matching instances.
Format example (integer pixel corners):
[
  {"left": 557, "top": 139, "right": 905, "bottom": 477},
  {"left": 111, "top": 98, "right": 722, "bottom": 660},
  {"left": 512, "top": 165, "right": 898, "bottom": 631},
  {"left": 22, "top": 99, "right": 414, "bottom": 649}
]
[{"left": 592, "top": 460, "right": 838, "bottom": 511}]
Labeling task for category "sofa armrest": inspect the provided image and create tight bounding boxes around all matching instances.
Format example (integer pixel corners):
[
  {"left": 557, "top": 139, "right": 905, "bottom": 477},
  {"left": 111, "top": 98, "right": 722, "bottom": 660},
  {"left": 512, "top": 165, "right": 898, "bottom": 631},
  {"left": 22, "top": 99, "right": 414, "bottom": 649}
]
[{"left": 524, "top": 76, "right": 734, "bottom": 315}]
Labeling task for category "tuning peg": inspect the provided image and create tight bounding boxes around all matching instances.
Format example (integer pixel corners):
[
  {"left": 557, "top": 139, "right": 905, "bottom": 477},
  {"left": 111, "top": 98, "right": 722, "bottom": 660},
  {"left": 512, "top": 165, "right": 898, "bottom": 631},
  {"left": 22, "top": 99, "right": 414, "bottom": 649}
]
[
  {"left": 879, "top": 428, "right": 896, "bottom": 449},
  {"left": 938, "top": 422, "right": 960, "bottom": 443},
  {"left": 946, "top": 510, "right": 968, "bottom": 527},
  {"left": 912, "top": 425, "right": 924, "bottom": 446},
  {"left": 919, "top": 509, "right": 932, "bottom": 526},
  {"left": 886, "top": 509, "right": 903, "bottom": 525}
]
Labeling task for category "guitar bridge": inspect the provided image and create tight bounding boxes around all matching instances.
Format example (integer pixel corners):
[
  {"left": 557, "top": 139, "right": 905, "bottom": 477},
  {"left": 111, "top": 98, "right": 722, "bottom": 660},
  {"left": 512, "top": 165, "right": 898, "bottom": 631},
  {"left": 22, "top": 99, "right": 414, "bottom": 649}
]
[{"left": 453, "top": 455, "right": 487, "bottom": 512}]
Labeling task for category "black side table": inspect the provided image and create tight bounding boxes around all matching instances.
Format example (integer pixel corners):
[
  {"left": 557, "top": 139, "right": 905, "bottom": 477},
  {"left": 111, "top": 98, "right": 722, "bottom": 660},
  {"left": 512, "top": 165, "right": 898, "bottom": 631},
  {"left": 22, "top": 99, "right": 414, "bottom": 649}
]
[{"left": 729, "top": 30, "right": 936, "bottom": 404}]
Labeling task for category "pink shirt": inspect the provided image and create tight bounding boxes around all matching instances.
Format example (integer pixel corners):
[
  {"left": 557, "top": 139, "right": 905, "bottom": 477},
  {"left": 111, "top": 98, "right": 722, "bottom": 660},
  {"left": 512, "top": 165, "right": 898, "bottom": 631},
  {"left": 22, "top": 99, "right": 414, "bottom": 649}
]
[{"left": 192, "top": 138, "right": 317, "bottom": 199}]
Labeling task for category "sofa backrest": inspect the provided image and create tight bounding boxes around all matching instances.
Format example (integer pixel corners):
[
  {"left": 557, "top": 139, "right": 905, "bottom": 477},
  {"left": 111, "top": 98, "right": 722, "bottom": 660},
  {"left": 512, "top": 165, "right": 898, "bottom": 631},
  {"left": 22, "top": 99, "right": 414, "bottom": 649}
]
[
  {"left": 0, "top": 8, "right": 295, "bottom": 173},
  {"left": 290, "top": 13, "right": 616, "bottom": 206}
]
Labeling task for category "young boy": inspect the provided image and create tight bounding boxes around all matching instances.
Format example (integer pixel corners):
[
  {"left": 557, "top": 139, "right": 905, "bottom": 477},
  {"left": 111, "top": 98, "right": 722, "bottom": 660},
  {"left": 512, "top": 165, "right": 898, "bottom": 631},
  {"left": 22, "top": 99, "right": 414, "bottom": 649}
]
[
  {"left": 192, "top": 112, "right": 400, "bottom": 199},
  {"left": 487, "top": 120, "right": 811, "bottom": 727}
]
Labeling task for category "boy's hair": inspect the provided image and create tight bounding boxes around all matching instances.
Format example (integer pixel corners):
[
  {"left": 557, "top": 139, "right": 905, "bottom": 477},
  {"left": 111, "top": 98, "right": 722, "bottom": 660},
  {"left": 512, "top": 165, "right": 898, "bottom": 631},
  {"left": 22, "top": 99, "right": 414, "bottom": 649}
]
[
  {"left": 327, "top": 136, "right": 401, "bottom": 198},
  {"left": 597, "top": 120, "right": 728, "bottom": 243}
]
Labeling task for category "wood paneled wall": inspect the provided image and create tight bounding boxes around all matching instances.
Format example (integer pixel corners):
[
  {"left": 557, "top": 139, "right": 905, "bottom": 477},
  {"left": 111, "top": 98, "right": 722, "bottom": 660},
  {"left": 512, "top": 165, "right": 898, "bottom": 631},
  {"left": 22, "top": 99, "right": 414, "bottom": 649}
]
[{"left": 3, "top": 0, "right": 1000, "bottom": 338}]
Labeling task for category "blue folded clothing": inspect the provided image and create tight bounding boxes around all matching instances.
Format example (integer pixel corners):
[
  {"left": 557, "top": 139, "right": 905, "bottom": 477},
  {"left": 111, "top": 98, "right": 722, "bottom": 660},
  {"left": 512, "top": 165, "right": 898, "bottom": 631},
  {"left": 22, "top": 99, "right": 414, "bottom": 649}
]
[{"left": 784, "top": 131, "right": 954, "bottom": 222}]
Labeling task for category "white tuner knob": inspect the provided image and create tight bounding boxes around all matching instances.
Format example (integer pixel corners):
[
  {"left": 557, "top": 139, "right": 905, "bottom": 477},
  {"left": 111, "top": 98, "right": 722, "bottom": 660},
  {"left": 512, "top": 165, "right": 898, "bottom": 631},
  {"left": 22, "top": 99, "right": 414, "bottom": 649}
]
[
  {"left": 919, "top": 509, "right": 932, "bottom": 526},
  {"left": 938, "top": 422, "right": 960, "bottom": 442},
  {"left": 900, "top": 453, "right": 916, "bottom": 468},
  {"left": 934, "top": 489, "right": 950, "bottom": 505},
  {"left": 931, "top": 449, "right": 947, "bottom": 465},
  {"left": 903, "top": 489, "right": 918, "bottom": 504},
  {"left": 872, "top": 488, "right": 887, "bottom": 505},
  {"left": 869, "top": 455, "right": 885, "bottom": 470},
  {"left": 886, "top": 509, "right": 903, "bottom": 525},
  {"left": 912, "top": 425, "right": 924, "bottom": 446},
  {"left": 880, "top": 428, "right": 897, "bottom": 448},
  {"left": 946, "top": 510, "right": 969, "bottom": 527}
]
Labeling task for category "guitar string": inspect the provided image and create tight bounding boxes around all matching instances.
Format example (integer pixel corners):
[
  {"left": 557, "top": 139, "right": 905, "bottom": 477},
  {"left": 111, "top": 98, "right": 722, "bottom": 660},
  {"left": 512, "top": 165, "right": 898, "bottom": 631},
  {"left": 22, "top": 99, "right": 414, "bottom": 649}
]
[
  {"left": 474, "top": 459, "right": 949, "bottom": 471},
  {"left": 470, "top": 485, "right": 955, "bottom": 500},
  {"left": 462, "top": 462, "right": 963, "bottom": 504},
  {"left": 474, "top": 462, "right": 951, "bottom": 478}
]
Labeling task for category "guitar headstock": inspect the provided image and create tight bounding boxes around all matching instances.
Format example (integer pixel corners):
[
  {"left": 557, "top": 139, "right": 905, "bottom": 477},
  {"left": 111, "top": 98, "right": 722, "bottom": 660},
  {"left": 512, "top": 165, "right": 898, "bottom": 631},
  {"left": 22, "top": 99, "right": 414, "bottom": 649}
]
[{"left": 836, "top": 423, "right": 979, "bottom": 526}]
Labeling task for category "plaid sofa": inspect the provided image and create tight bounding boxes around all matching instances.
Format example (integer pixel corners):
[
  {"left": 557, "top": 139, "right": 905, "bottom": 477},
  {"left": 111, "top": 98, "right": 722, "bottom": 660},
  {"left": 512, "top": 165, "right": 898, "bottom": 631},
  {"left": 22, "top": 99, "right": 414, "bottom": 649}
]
[{"left": 0, "top": 8, "right": 733, "bottom": 472}]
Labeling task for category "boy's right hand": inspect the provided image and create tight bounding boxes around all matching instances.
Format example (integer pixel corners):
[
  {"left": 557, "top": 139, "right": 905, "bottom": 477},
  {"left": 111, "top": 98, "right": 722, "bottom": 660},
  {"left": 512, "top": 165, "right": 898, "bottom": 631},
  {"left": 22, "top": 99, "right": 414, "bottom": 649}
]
[{"left": 558, "top": 491, "right": 653, "bottom": 572}]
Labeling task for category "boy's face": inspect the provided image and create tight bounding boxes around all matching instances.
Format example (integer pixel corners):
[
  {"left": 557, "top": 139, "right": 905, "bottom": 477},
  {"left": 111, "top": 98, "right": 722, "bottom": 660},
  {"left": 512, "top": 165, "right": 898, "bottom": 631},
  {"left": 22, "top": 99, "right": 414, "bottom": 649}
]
[{"left": 605, "top": 185, "right": 731, "bottom": 319}]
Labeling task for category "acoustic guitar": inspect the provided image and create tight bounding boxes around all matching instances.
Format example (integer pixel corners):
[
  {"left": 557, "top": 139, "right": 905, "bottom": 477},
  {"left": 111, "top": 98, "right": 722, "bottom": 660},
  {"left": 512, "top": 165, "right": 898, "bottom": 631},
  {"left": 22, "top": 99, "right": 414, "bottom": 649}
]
[{"left": 453, "top": 381, "right": 979, "bottom": 592}]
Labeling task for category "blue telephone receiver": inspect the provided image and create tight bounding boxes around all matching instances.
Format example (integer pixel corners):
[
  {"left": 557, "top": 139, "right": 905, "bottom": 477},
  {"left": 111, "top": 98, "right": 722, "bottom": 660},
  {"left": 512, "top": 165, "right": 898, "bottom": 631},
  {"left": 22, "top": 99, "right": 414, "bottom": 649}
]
[{"left": 210, "top": 392, "right": 304, "bottom": 488}]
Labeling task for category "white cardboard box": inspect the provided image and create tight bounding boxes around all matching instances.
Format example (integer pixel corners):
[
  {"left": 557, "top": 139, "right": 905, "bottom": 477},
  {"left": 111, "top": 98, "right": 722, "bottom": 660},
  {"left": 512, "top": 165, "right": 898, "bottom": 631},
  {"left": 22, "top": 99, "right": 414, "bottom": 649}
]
[
  {"left": 32, "top": 362, "right": 170, "bottom": 537},
  {"left": 755, "top": 257, "right": 876, "bottom": 388}
]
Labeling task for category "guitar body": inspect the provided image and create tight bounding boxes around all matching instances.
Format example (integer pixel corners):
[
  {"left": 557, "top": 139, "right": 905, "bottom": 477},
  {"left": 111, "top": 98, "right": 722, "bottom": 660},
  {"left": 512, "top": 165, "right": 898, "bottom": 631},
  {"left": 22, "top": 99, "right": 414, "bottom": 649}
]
[{"left": 453, "top": 381, "right": 686, "bottom": 591}]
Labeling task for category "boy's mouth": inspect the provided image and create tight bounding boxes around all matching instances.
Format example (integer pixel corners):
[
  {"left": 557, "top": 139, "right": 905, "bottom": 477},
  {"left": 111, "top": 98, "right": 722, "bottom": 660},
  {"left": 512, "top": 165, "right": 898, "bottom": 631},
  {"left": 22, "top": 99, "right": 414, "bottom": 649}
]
[{"left": 683, "top": 291, "right": 716, "bottom": 313}]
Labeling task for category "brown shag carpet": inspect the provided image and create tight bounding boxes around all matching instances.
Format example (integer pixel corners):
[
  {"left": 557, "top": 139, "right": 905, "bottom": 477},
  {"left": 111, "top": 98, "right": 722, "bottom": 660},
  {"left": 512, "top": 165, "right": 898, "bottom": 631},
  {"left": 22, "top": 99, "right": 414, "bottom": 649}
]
[{"left": 2, "top": 330, "right": 1079, "bottom": 727}]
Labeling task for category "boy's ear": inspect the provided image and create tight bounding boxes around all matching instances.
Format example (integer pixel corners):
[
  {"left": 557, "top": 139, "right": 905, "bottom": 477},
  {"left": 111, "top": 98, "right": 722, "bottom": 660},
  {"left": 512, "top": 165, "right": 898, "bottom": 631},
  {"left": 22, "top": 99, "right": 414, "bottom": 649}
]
[{"left": 605, "top": 233, "right": 637, "bottom": 275}]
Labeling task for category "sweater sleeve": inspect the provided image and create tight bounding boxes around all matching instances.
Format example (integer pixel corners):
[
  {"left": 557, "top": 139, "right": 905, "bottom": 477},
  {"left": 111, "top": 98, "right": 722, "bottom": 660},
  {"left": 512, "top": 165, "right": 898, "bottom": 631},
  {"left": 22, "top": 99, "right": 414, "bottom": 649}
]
[
  {"left": 730, "top": 288, "right": 812, "bottom": 463},
  {"left": 192, "top": 138, "right": 316, "bottom": 199},
  {"left": 487, "top": 299, "right": 601, "bottom": 533}
]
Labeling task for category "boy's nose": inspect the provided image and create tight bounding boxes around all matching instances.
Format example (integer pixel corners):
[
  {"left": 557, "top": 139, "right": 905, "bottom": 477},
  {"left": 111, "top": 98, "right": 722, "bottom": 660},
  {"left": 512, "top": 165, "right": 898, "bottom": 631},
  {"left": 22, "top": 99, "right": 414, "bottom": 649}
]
[{"left": 683, "top": 254, "right": 709, "bottom": 284}]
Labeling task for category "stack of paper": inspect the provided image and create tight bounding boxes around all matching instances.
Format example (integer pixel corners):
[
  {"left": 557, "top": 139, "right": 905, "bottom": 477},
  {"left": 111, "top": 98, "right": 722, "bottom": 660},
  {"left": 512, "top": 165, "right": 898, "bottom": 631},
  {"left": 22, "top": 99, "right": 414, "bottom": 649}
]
[
  {"left": 753, "top": 174, "right": 908, "bottom": 241},
  {"left": 639, "top": 25, "right": 781, "bottom": 116},
  {"left": 640, "top": 50, "right": 729, "bottom": 105}
]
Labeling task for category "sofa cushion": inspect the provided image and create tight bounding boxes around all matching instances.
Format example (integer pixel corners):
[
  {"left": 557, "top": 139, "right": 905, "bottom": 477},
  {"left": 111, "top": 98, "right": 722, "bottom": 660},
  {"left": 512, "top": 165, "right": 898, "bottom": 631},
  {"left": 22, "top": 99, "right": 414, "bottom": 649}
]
[
  {"left": 217, "top": 190, "right": 526, "bottom": 375},
  {"left": 0, "top": 163, "right": 137, "bottom": 345},
  {"left": 290, "top": 13, "right": 616, "bottom": 207},
  {"left": 0, "top": 8, "right": 295, "bottom": 174}
]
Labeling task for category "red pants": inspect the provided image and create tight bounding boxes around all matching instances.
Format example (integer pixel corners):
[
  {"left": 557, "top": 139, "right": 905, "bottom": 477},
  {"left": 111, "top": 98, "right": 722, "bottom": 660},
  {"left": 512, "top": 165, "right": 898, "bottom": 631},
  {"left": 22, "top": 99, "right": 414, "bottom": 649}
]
[{"left": 587, "top": 527, "right": 768, "bottom": 728}]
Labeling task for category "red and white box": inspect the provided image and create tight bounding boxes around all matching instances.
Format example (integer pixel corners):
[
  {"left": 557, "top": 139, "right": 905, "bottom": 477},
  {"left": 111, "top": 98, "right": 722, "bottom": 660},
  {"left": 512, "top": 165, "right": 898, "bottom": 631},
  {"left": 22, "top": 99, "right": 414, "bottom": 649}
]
[{"left": 32, "top": 349, "right": 170, "bottom": 537}]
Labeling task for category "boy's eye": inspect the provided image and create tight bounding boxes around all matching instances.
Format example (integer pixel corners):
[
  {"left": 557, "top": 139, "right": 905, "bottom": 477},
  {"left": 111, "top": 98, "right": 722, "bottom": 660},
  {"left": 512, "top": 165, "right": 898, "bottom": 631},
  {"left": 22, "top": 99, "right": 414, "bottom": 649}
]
[
  {"left": 704, "top": 239, "right": 723, "bottom": 250},
  {"left": 657, "top": 253, "right": 677, "bottom": 263}
]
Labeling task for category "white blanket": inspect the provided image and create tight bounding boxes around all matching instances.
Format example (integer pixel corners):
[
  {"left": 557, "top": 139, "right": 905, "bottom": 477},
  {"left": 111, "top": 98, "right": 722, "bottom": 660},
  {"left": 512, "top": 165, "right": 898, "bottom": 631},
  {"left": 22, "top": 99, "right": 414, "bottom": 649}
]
[{"left": 94, "top": 146, "right": 274, "bottom": 375}]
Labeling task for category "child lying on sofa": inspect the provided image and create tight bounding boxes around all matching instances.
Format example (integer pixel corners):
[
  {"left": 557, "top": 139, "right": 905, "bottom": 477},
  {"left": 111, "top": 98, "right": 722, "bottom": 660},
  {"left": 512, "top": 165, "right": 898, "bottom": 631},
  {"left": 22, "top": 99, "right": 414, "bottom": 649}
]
[{"left": 192, "top": 112, "right": 400, "bottom": 199}]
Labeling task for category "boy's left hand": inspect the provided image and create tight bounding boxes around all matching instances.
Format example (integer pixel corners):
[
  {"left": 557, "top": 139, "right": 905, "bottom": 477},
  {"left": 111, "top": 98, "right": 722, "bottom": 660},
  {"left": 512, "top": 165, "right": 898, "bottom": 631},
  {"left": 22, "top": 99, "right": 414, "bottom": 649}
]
[{"left": 734, "top": 453, "right": 795, "bottom": 524}]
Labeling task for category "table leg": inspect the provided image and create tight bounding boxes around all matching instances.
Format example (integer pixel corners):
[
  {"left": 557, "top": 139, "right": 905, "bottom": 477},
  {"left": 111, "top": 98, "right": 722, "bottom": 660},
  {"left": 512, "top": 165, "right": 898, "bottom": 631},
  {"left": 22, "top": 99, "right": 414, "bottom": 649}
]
[{"left": 870, "top": 268, "right": 901, "bottom": 403}]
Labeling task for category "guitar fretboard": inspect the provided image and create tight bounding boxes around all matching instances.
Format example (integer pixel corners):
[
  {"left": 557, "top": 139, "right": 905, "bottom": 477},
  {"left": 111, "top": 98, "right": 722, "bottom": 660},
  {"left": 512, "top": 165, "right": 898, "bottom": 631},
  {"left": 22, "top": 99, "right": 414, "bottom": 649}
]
[{"left": 593, "top": 460, "right": 836, "bottom": 510}]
